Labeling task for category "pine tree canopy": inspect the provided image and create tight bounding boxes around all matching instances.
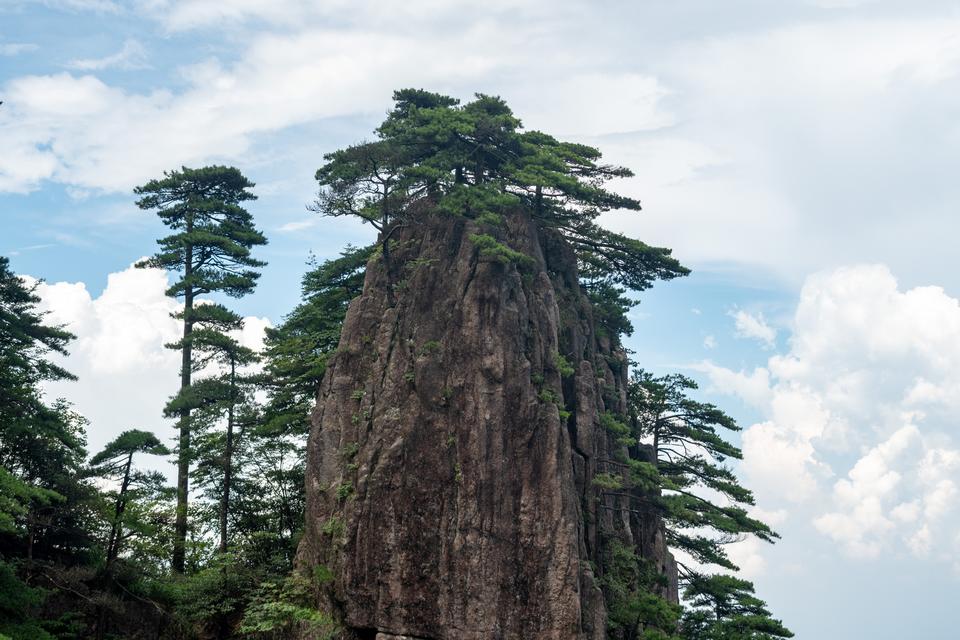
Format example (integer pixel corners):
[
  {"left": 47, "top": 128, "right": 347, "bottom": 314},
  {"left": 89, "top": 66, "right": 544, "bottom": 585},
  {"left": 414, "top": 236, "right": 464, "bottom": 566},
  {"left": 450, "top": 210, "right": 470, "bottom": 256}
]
[
  {"left": 259, "top": 244, "right": 372, "bottom": 438},
  {"left": 135, "top": 165, "right": 267, "bottom": 298},
  {"left": 625, "top": 370, "right": 778, "bottom": 575},
  {"left": 681, "top": 574, "right": 793, "bottom": 639},
  {"left": 312, "top": 89, "right": 689, "bottom": 292},
  {"left": 90, "top": 429, "right": 170, "bottom": 471}
]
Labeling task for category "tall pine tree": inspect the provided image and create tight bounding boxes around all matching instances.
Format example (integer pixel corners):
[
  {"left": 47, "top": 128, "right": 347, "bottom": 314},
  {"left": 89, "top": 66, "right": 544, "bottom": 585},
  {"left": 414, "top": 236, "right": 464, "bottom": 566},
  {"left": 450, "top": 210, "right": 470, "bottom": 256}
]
[{"left": 135, "top": 166, "right": 266, "bottom": 572}]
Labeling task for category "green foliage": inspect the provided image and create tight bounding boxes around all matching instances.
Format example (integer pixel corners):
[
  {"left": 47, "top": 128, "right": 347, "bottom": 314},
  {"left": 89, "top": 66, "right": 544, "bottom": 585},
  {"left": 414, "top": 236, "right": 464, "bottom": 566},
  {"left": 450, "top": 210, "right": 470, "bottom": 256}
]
[
  {"left": 239, "top": 574, "right": 338, "bottom": 639},
  {"left": 339, "top": 442, "right": 360, "bottom": 461},
  {"left": 468, "top": 233, "right": 534, "bottom": 266},
  {"left": 600, "top": 539, "right": 682, "bottom": 638},
  {"left": 136, "top": 165, "right": 267, "bottom": 572},
  {"left": 553, "top": 351, "right": 576, "bottom": 377},
  {"left": 587, "top": 281, "right": 636, "bottom": 346},
  {"left": 320, "top": 517, "right": 344, "bottom": 538},
  {"left": 680, "top": 574, "right": 793, "bottom": 639},
  {"left": 260, "top": 244, "right": 371, "bottom": 439},
  {"left": 538, "top": 388, "right": 559, "bottom": 404},
  {"left": 600, "top": 411, "right": 630, "bottom": 436},
  {"left": 476, "top": 211, "right": 503, "bottom": 226},
  {"left": 90, "top": 430, "right": 169, "bottom": 469},
  {"left": 313, "top": 89, "right": 689, "bottom": 292},
  {"left": 591, "top": 472, "right": 624, "bottom": 491},
  {"left": 0, "top": 560, "right": 54, "bottom": 640},
  {"left": 334, "top": 482, "right": 354, "bottom": 502},
  {"left": 312, "top": 564, "right": 334, "bottom": 585},
  {"left": 171, "top": 553, "right": 252, "bottom": 633},
  {"left": 135, "top": 166, "right": 267, "bottom": 299},
  {"left": 600, "top": 411, "right": 633, "bottom": 446},
  {"left": 418, "top": 340, "right": 442, "bottom": 356},
  {"left": 628, "top": 370, "right": 778, "bottom": 572},
  {"left": 0, "top": 466, "right": 61, "bottom": 534}
]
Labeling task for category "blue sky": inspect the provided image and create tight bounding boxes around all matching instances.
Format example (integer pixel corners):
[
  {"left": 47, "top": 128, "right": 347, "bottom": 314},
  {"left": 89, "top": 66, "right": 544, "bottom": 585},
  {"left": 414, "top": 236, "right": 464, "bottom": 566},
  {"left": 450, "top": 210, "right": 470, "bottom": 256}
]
[{"left": 4, "top": 1, "right": 960, "bottom": 637}]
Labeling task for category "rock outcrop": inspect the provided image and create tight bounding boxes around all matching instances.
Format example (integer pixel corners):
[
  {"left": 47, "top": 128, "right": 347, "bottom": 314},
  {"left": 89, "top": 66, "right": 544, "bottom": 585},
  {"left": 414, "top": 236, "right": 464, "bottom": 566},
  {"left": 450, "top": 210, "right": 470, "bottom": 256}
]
[{"left": 297, "top": 209, "right": 677, "bottom": 639}]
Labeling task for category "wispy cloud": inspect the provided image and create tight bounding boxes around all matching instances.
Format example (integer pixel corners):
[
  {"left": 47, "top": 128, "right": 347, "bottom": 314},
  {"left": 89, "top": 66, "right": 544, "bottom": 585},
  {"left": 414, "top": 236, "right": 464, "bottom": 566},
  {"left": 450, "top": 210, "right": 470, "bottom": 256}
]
[
  {"left": 0, "top": 43, "right": 39, "bottom": 56},
  {"left": 66, "top": 39, "right": 148, "bottom": 71},
  {"left": 8, "top": 243, "right": 55, "bottom": 256},
  {"left": 277, "top": 219, "right": 316, "bottom": 233},
  {"left": 729, "top": 308, "right": 777, "bottom": 349}
]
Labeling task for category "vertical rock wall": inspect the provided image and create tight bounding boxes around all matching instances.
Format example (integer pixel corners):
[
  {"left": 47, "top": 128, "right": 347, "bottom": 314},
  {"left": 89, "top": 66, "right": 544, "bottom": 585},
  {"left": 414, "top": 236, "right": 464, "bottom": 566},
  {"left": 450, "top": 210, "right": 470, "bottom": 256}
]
[{"left": 297, "top": 210, "right": 677, "bottom": 639}]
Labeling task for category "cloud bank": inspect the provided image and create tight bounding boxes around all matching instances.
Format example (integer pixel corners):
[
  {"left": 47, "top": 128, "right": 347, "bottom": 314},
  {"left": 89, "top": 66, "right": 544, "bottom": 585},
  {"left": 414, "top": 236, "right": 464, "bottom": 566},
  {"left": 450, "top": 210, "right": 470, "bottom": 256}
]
[
  {"left": 35, "top": 263, "right": 270, "bottom": 474},
  {"left": 701, "top": 264, "right": 960, "bottom": 565}
]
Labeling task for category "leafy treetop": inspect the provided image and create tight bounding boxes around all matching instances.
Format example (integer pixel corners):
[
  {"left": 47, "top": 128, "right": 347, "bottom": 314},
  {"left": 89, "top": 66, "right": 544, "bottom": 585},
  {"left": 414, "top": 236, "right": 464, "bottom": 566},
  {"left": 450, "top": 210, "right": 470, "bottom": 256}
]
[
  {"left": 135, "top": 165, "right": 267, "bottom": 299},
  {"left": 312, "top": 89, "right": 689, "bottom": 293}
]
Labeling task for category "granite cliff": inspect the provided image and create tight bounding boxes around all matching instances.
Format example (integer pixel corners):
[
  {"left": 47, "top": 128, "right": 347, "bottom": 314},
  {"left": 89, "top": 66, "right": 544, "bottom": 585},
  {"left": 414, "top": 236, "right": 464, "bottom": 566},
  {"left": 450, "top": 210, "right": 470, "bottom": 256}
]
[{"left": 296, "top": 208, "right": 678, "bottom": 639}]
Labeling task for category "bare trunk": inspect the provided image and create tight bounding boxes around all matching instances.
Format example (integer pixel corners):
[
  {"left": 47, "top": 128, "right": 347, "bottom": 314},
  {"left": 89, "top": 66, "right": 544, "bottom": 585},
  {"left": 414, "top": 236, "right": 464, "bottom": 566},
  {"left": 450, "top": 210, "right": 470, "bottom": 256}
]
[
  {"left": 219, "top": 360, "right": 236, "bottom": 553},
  {"left": 173, "top": 216, "right": 194, "bottom": 573},
  {"left": 107, "top": 452, "right": 134, "bottom": 564}
]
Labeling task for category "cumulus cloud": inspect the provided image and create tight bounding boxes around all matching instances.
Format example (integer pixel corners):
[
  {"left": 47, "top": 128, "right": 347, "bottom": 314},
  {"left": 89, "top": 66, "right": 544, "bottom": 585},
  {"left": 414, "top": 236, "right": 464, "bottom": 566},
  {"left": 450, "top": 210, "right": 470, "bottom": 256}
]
[
  {"left": 701, "top": 264, "right": 960, "bottom": 561},
  {"left": 35, "top": 262, "right": 270, "bottom": 477},
  {"left": 730, "top": 309, "right": 777, "bottom": 348}
]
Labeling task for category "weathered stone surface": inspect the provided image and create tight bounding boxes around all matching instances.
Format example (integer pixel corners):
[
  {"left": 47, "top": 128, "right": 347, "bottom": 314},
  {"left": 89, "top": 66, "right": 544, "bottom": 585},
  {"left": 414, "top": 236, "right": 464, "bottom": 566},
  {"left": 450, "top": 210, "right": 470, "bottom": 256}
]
[{"left": 297, "top": 211, "right": 676, "bottom": 639}]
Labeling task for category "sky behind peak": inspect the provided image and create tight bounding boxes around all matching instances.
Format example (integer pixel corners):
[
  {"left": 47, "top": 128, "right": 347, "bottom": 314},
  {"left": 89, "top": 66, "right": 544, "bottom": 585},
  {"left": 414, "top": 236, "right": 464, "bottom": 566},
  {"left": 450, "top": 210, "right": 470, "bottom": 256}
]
[{"left": 4, "top": 1, "right": 960, "bottom": 636}]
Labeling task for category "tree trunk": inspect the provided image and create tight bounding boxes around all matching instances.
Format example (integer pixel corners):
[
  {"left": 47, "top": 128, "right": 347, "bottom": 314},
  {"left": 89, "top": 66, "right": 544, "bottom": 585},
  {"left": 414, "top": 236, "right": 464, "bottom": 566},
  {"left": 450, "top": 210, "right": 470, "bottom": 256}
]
[
  {"left": 219, "top": 360, "right": 236, "bottom": 553},
  {"left": 173, "top": 216, "right": 194, "bottom": 573},
  {"left": 107, "top": 453, "right": 133, "bottom": 564}
]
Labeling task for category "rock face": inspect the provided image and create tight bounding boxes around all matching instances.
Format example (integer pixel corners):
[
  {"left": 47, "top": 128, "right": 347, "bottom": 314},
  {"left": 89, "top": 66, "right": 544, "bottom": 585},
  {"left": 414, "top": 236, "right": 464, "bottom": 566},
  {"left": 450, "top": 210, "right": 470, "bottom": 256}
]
[{"left": 297, "top": 210, "right": 677, "bottom": 639}]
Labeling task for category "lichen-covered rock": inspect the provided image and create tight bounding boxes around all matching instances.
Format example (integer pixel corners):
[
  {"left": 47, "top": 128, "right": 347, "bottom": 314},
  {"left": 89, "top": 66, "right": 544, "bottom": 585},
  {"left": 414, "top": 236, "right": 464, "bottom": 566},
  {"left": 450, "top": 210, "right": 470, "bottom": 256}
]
[{"left": 297, "top": 210, "right": 676, "bottom": 639}]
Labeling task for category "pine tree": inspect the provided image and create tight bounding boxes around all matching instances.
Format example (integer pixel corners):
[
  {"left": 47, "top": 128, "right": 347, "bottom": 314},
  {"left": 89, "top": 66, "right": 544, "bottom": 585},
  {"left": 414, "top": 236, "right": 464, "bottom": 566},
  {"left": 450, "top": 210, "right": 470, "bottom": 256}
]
[
  {"left": 165, "top": 303, "right": 258, "bottom": 553},
  {"left": 259, "top": 244, "right": 372, "bottom": 438},
  {"left": 312, "top": 89, "right": 688, "bottom": 298},
  {"left": 680, "top": 574, "right": 793, "bottom": 639},
  {"left": 626, "top": 371, "right": 776, "bottom": 573},
  {"left": 135, "top": 166, "right": 267, "bottom": 572},
  {"left": 90, "top": 429, "right": 169, "bottom": 565},
  {"left": 0, "top": 255, "right": 93, "bottom": 638}
]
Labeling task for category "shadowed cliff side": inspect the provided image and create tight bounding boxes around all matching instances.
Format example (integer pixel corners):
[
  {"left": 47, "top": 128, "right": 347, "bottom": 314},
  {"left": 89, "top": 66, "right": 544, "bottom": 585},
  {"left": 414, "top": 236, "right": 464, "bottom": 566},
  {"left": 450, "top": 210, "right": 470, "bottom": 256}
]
[{"left": 296, "top": 209, "right": 677, "bottom": 640}]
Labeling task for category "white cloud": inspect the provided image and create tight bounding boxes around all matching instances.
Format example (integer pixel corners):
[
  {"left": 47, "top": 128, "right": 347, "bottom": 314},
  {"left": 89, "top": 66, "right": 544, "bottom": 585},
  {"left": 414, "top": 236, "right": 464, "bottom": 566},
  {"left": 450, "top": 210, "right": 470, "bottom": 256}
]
[
  {"left": 277, "top": 219, "right": 316, "bottom": 233},
  {"left": 704, "top": 264, "right": 960, "bottom": 562},
  {"left": 730, "top": 308, "right": 777, "bottom": 348},
  {"left": 35, "top": 262, "right": 270, "bottom": 477},
  {"left": 703, "top": 334, "right": 717, "bottom": 349},
  {"left": 0, "top": 2, "right": 669, "bottom": 194},
  {"left": 66, "top": 39, "right": 148, "bottom": 71},
  {"left": 694, "top": 361, "right": 771, "bottom": 408}
]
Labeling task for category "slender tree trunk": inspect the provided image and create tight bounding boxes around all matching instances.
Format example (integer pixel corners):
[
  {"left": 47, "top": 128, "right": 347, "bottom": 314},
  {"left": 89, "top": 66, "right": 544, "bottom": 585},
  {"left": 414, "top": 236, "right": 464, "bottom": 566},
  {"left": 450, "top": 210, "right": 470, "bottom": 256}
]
[
  {"left": 219, "top": 360, "right": 236, "bottom": 553},
  {"left": 26, "top": 518, "right": 34, "bottom": 568},
  {"left": 173, "top": 217, "right": 194, "bottom": 573},
  {"left": 653, "top": 419, "right": 660, "bottom": 465},
  {"left": 107, "top": 453, "right": 133, "bottom": 564},
  {"left": 381, "top": 229, "right": 396, "bottom": 307}
]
